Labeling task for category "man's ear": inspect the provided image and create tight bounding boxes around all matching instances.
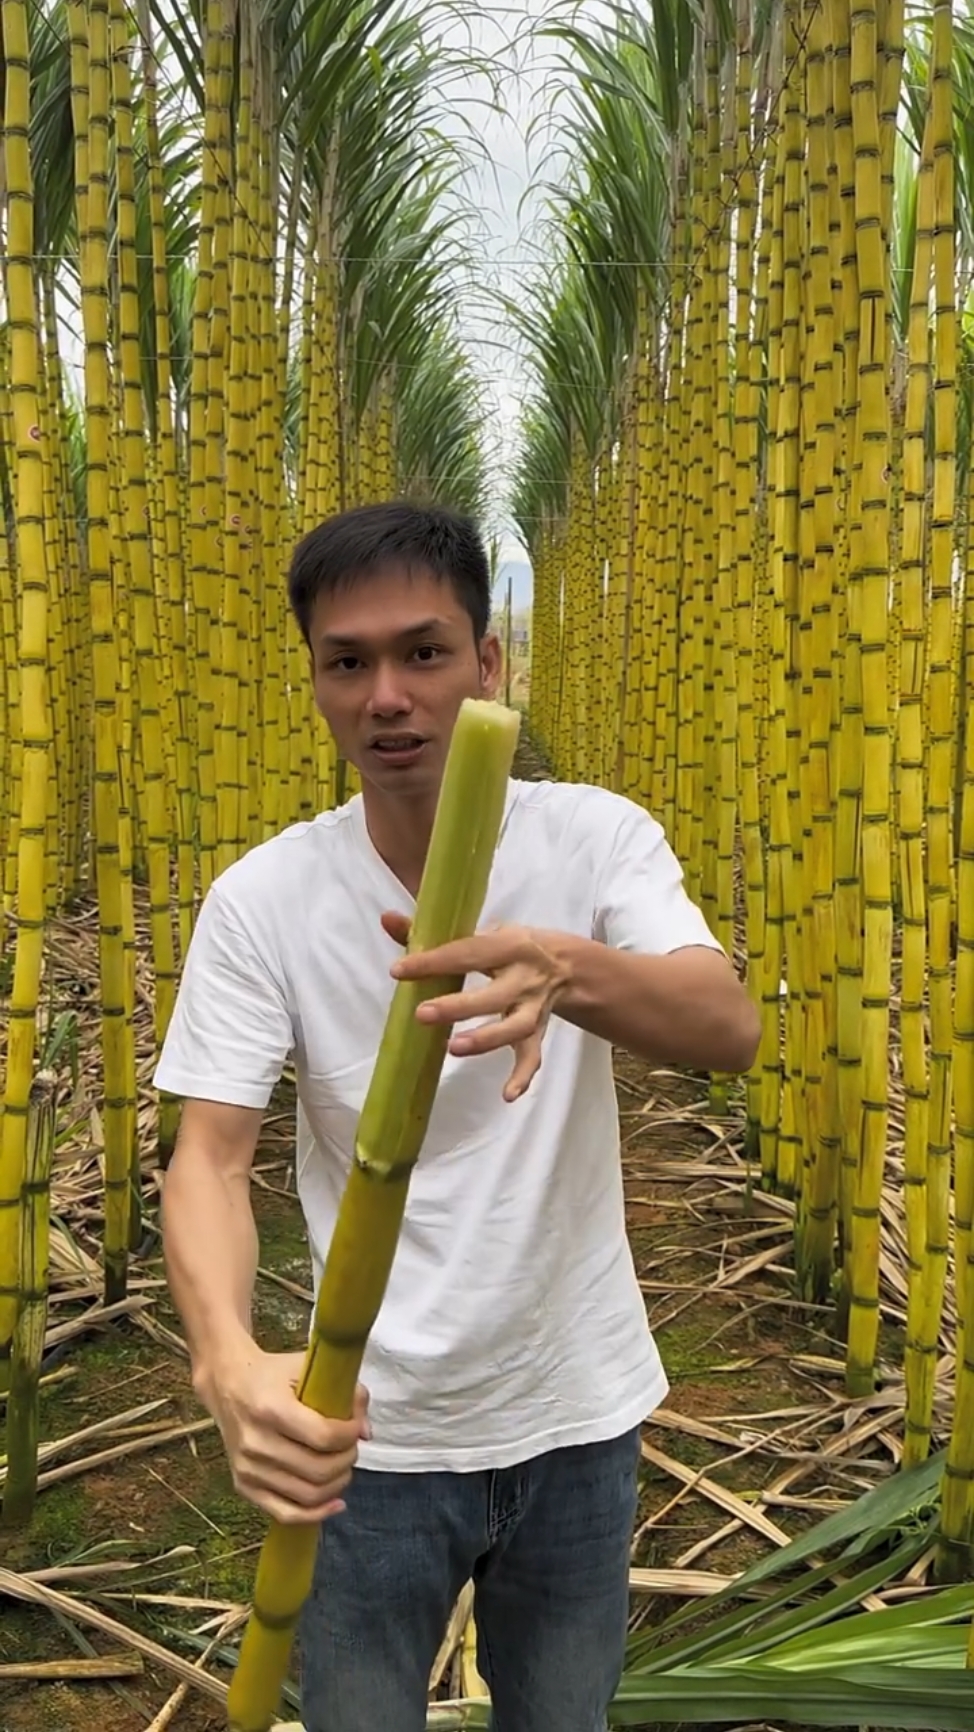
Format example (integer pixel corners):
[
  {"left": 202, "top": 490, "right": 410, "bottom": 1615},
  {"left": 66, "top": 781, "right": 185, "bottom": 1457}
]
[{"left": 479, "top": 630, "right": 502, "bottom": 698}]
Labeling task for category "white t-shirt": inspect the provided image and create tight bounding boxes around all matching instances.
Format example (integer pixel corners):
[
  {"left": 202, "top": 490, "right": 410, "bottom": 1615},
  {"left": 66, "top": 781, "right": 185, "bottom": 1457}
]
[{"left": 154, "top": 777, "right": 721, "bottom": 1473}]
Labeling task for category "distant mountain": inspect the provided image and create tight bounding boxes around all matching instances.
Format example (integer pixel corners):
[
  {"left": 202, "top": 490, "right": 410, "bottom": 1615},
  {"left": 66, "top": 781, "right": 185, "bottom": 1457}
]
[{"left": 493, "top": 558, "right": 533, "bottom": 612}]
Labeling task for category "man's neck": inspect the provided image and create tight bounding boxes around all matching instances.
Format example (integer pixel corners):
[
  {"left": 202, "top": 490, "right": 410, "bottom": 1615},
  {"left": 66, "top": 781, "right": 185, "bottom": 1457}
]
[{"left": 361, "top": 787, "right": 438, "bottom": 899}]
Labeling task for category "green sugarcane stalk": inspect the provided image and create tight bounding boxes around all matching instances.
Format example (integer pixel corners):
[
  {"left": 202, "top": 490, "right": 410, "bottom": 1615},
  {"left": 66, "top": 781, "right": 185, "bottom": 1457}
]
[
  {"left": 2, "top": 1070, "right": 56, "bottom": 1529},
  {"left": 226, "top": 697, "right": 521, "bottom": 1732}
]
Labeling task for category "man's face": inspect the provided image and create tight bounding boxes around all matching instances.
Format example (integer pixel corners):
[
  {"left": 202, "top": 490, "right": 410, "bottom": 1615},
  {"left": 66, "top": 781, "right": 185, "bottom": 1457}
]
[{"left": 308, "top": 563, "right": 501, "bottom": 801}]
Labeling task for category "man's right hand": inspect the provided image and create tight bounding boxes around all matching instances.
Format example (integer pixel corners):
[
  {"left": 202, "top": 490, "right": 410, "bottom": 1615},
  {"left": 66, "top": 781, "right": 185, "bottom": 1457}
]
[{"left": 194, "top": 1342, "right": 371, "bottom": 1526}]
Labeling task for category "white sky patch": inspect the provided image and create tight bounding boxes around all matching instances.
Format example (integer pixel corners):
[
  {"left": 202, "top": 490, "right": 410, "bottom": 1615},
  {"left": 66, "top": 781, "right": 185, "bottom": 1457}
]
[
  {"left": 435, "top": 1, "right": 587, "bottom": 574},
  {"left": 436, "top": 0, "right": 610, "bottom": 575},
  {"left": 434, "top": 7, "right": 546, "bottom": 568}
]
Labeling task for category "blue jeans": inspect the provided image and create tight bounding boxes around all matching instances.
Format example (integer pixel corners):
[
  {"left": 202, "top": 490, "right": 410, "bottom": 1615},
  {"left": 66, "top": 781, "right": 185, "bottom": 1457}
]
[{"left": 298, "top": 1426, "right": 640, "bottom": 1731}]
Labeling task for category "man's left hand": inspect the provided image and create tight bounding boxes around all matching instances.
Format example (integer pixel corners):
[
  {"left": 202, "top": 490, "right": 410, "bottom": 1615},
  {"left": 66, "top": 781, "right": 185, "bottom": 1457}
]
[{"left": 381, "top": 915, "right": 570, "bottom": 1102}]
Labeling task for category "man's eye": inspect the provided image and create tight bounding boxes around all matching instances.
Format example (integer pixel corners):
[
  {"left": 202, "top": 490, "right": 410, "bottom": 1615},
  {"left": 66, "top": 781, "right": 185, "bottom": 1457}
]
[
  {"left": 413, "top": 645, "right": 441, "bottom": 662},
  {"left": 331, "top": 656, "right": 361, "bottom": 672}
]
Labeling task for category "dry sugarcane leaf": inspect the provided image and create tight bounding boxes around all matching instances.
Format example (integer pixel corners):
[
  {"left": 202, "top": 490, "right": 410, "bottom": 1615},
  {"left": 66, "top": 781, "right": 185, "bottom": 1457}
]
[
  {"left": 0, "top": 1653, "right": 144, "bottom": 1681},
  {"left": 0, "top": 1568, "right": 229, "bottom": 1704},
  {"left": 639, "top": 1440, "right": 792, "bottom": 1547}
]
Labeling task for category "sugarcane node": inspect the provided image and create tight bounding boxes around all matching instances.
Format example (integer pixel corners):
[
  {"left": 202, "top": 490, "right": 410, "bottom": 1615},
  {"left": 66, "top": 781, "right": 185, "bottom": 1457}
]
[
  {"left": 351, "top": 1152, "right": 418, "bottom": 1185},
  {"left": 249, "top": 1603, "right": 305, "bottom": 1634},
  {"left": 303, "top": 1323, "right": 371, "bottom": 1351}
]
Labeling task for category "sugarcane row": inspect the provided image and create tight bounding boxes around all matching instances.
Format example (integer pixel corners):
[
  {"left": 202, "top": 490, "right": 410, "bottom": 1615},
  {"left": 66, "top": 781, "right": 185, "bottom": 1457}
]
[{"left": 515, "top": 0, "right": 974, "bottom": 1572}]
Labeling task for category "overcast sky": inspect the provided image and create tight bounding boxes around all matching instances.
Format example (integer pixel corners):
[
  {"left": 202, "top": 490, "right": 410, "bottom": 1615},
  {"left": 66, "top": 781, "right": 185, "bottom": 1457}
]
[{"left": 436, "top": 1, "right": 584, "bottom": 570}]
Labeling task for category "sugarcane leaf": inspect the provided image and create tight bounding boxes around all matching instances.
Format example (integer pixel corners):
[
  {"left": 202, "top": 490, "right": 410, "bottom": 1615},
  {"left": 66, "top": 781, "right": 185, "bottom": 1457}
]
[
  {"left": 629, "top": 1524, "right": 932, "bottom": 1672},
  {"left": 645, "top": 1448, "right": 946, "bottom": 1656},
  {"left": 689, "top": 1528, "right": 932, "bottom": 1668},
  {"left": 608, "top": 1660, "right": 974, "bottom": 1730},
  {"left": 766, "top": 1584, "right": 974, "bottom": 1662},
  {"left": 765, "top": 1624, "right": 969, "bottom": 1670}
]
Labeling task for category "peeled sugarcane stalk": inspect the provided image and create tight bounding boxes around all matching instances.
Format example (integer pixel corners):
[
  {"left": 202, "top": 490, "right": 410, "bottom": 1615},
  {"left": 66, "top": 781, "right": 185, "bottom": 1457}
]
[
  {"left": 2, "top": 1071, "right": 56, "bottom": 1529},
  {"left": 226, "top": 696, "right": 521, "bottom": 1732},
  {"left": 460, "top": 1609, "right": 490, "bottom": 1699}
]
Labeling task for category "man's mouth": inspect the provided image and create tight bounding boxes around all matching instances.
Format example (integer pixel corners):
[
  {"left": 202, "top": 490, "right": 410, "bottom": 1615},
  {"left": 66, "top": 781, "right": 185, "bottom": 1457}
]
[{"left": 368, "top": 734, "right": 428, "bottom": 765}]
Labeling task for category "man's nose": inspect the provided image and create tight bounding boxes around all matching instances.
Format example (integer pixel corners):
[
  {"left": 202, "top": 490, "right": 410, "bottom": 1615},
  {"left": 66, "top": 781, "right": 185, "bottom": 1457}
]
[{"left": 366, "top": 662, "right": 413, "bottom": 716}]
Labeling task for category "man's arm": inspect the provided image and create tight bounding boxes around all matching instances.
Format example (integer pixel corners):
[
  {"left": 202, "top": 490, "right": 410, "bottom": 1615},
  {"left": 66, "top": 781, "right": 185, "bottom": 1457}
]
[
  {"left": 539, "top": 933, "right": 760, "bottom": 1074},
  {"left": 568, "top": 793, "right": 760, "bottom": 1071},
  {"left": 387, "top": 792, "right": 760, "bottom": 1094},
  {"left": 162, "top": 1099, "right": 263, "bottom": 1378},
  {"left": 391, "top": 924, "right": 758, "bottom": 1090},
  {"left": 155, "top": 884, "right": 287, "bottom": 1383},
  {"left": 154, "top": 883, "right": 368, "bottom": 1525},
  {"left": 162, "top": 1097, "right": 369, "bottom": 1527}
]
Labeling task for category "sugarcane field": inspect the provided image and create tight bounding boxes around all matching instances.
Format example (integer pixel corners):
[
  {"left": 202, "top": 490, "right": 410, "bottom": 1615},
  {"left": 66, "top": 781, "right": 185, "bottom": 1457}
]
[{"left": 3, "top": 0, "right": 974, "bottom": 1726}]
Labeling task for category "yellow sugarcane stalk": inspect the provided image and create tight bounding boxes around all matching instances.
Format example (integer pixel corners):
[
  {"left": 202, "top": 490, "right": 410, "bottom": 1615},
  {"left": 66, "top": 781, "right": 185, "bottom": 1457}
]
[
  {"left": 0, "top": 0, "right": 53, "bottom": 1390},
  {"left": 1, "top": 1071, "right": 56, "bottom": 1530},
  {"left": 226, "top": 696, "right": 521, "bottom": 1732}
]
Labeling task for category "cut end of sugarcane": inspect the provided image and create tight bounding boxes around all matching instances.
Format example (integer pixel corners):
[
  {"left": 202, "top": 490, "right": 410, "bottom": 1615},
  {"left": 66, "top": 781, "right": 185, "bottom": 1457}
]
[{"left": 454, "top": 695, "right": 520, "bottom": 730}]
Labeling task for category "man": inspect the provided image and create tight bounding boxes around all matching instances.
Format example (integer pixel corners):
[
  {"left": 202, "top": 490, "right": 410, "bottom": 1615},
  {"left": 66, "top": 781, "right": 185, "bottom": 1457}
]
[{"left": 155, "top": 501, "right": 759, "bottom": 1732}]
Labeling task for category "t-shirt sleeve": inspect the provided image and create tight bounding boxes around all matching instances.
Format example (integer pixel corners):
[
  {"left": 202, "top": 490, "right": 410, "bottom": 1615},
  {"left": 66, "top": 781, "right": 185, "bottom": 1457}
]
[
  {"left": 153, "top": 883, "right": 293, "bottom": 1109},
  {"left": 592, "top": 799, "right": 724, "bottom": 957}
]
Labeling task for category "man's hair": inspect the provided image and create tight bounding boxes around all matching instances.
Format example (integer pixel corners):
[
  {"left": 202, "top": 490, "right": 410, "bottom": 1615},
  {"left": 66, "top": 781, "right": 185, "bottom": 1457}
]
[{"left": 288, "top": 501, "right": 492, "bottom": 646}]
